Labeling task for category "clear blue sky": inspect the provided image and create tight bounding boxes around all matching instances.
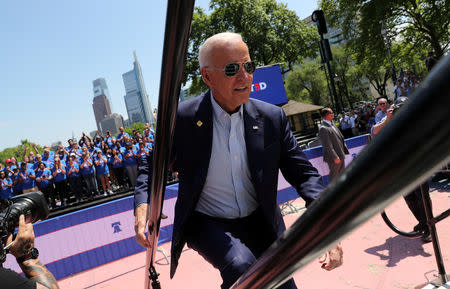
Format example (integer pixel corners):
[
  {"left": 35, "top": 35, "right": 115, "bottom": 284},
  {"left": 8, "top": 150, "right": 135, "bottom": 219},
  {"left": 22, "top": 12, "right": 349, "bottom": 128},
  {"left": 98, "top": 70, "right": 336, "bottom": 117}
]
[{"left": 0, "top": 0, "right": 318, "bottom": 151}]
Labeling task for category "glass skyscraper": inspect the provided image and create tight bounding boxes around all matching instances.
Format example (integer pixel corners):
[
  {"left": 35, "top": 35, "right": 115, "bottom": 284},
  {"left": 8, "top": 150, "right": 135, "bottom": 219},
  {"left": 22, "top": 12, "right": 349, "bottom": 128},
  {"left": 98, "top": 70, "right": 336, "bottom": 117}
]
[{"left": 122, "top": 51, "right": 155, "bottom": 125}]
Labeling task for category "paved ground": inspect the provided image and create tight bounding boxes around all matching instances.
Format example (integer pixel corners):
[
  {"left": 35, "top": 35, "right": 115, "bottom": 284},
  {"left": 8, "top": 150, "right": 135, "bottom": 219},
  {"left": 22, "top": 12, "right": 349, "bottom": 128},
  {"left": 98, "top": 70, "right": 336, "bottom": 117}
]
[{"left": 60, "top": 178, "right": 450, "bottom": 289}]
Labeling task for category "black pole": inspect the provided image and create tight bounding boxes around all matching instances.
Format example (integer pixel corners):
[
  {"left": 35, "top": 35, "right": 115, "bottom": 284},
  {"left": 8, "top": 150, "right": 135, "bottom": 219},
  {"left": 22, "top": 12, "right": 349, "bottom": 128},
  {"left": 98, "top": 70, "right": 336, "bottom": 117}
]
[
  {"left": 321, "top": 34, "right": 341, "bottom": 113},
  {"left": 231, "top": 55, "right": 450, "bottom": 289},
  {"left": 145, "top": 0, "right": 195, "bottom": 288},
  {"left": 420, "top": 184, "right": 448, "bottom": 285}
]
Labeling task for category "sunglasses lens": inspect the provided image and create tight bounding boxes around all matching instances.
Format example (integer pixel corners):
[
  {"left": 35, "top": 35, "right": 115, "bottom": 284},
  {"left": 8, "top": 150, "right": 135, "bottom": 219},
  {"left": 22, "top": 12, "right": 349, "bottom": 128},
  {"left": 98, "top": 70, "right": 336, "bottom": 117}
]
[
  {"left": 224, "top": 63, "right": 240, "bottom": 77},
  {"left": 244, "top": 61, "right": 256, "bottom": 74},
  {"left": 224, "top": 62, "right": 256, "bottom": 77}
]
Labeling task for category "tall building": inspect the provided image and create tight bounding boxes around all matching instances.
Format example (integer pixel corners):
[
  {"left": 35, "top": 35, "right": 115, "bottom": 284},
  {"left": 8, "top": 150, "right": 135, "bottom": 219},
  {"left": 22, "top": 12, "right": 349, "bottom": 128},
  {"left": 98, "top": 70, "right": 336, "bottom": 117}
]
[
  {"left": 122, "top": 51, "right": 155, "bottom": 125},
  {"left": 99, "top": 113, "right": 124, "bottom": 135},
  {"left": 92, "top": 78, "right": 112, "bottom": 131}
]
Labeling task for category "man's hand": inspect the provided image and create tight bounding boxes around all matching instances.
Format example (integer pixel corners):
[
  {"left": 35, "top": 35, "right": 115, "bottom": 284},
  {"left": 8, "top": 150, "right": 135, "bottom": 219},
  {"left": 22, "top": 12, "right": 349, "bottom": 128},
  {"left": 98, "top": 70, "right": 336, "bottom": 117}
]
[
  {"left": 319, "top": 243, "right": 343, "bottom": 271},
  {"left": 134, "top": 204, "right": 151, "bottom": 248},
  {"left": 334, "top": 157, "right": 341, "bottom": 164},
  {"left": 7, "top": 215, "right": 35, "bottom": 259}
]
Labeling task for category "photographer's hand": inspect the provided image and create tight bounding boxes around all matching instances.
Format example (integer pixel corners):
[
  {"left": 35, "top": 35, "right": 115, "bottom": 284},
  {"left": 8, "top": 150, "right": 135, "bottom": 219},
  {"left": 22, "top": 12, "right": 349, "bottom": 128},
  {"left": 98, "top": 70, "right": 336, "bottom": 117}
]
[{"left": 8, "top": 215, "right": 59, "bottom": 289}]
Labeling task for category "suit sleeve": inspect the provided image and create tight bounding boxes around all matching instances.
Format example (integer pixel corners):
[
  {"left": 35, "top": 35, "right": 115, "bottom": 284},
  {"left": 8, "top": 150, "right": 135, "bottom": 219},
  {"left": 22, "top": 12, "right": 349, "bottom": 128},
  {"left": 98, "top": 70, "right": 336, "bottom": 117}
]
[
  {"left": 278, "top": 110, "right": 325, "bottom": 206},
  {"left": 318, "top": 127, "right": 339, "bottom": 161},
  {"left": 134, "top": 153, "right": 152, "bottom": 212}
]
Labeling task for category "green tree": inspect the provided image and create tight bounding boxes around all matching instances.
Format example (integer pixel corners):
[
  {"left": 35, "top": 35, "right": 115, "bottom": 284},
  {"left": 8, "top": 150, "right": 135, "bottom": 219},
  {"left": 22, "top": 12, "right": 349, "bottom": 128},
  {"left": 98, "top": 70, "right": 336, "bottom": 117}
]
[
  {"left": 321, "top": 0, "right": 449, "bottom": 60},
  {"left": 122, "top": 123, "right": 147, "bottom": 138},
  {"left": 0, "top": 140, "right": 43, "bottom": 165},
  {"left": 184, "top": 0, "right": 319, "bottom": 95},
  {"left": 285, "top": 61, "right": 330, "bottom": 106}
]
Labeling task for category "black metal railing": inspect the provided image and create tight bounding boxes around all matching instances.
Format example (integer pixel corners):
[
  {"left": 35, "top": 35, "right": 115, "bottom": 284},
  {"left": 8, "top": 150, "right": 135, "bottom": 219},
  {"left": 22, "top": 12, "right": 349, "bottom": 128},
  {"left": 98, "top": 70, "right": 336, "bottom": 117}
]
[{"left": 145, "top": 0, "right": 195, "bottom": 288}]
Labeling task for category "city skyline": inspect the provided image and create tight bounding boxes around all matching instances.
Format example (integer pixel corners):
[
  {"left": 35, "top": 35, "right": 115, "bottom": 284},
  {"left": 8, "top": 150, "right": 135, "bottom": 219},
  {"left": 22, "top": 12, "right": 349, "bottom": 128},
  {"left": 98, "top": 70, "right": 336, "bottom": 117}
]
[{"left": 0, "top": 0, "right": 318, "bottom": 151}]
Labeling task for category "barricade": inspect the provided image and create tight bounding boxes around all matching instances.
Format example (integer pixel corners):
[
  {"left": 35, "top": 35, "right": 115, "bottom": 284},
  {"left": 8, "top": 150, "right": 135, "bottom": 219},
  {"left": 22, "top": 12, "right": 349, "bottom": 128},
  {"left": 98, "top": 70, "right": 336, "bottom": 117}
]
[{"left": 4, "top": 134, "right": 369, "bottom": 280}]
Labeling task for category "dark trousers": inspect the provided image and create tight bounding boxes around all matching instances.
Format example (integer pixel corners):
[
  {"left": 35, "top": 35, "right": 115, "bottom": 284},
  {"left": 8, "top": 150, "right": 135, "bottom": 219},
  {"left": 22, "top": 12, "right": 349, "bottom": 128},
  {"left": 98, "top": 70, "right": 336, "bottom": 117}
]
[
  {"left": 68, "top": 176, "right": 83, "bottom": 199},
  {"left": 113, "top": 167, "right": 127, "bottom": 187},
  {"left": 327, "top": 159, "right": 346, "bottom": 181},
  {"left": 41, "top": 185, "right": 56, "bottom": 207},
  {"left": 54, "top": 180, "right": 68, "bottom": 202},
  {"left": 82, "top": 173, "right": 98, "bottom": 195},
  {"left": 184, "top": 209, "right": 297, "bottom": 289},
  {"left": 403, "top": 182, "right": 430, "bottom": 231}
]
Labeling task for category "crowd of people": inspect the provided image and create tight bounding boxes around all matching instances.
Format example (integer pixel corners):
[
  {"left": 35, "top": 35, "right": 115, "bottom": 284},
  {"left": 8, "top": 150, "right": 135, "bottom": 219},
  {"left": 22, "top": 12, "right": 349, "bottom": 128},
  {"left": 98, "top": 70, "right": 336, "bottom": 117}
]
[
  {"left": 0, "top": 124, "right": 157, "bottom": 209},
  {"left": 333, "top": 70, "right": 422, "bottom": 138}
]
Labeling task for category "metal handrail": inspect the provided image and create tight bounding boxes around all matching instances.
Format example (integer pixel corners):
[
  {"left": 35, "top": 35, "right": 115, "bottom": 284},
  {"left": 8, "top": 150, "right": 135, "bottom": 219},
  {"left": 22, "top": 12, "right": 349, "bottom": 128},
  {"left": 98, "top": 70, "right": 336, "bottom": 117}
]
[
  {"left": 145, "top": 0, "right": 195, "bottom": 288},
  {"left": 231, "top": 56, "right": 450, "bottom": 288}
]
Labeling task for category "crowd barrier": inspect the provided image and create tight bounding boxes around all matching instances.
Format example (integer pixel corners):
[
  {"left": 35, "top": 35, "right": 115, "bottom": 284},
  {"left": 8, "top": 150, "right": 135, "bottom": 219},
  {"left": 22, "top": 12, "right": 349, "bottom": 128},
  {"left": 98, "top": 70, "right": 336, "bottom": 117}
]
[{"left": 4, "top": 134, "right": 370, "bottom": 280}]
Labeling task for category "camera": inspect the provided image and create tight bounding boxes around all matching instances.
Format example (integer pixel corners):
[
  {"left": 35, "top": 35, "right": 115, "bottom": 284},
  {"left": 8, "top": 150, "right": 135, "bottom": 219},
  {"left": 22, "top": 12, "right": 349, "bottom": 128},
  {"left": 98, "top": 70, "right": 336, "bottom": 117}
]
[{"left": 0, "top": 191, "right": 49, "bottom": 263}]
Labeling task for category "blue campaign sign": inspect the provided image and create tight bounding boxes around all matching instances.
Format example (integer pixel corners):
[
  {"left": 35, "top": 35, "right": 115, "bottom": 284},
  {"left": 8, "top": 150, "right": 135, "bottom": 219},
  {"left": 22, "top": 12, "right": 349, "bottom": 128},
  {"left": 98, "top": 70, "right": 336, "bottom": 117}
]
[{"left": 250, "top": 64, "right": 288, "bottom": 105}]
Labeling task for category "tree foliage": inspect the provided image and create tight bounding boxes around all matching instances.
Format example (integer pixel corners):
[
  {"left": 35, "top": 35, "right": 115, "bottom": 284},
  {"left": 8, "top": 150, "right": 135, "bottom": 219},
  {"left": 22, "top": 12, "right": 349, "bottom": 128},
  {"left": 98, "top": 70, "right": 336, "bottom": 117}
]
[
  {"left": 122, "top": 122, "right": 147, "bottom": 137},
  {"left": 184, "top": 0, "right": 319, "bottom": 95},
  {"left": 285, "top": 61, "right": 330, "bottom": 106},
  {"left": 0, "top": 140, "right": 44, "bottom": 165},
  {"left": 320, "top": 0, "right": 450, "bottom": 61}
]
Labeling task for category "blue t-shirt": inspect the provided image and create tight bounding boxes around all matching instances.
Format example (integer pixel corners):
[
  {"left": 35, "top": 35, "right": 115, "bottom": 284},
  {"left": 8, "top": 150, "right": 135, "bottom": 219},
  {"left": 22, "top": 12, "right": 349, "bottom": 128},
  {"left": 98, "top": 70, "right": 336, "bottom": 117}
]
[
  {"left": 0, "top": 178, "right": 13, "bottom": 200},
  {"left": 42, "top": 155, "right": 54, "bottom": 168},
  {"left": 13, "top": 173, "right": 22, "bottom": 193},
  {"left": 80, "top": 158, "right": 95, "bottom": 176},
  {"left": 19, "top": 168, "right": 36, "bottom": 190},
  {"left": 94, "top": 155, "right": 109, "bottom": 176},
  {"left": 52, "top": 164, "right": 66, "bottom": 182},
  {"left": 66, "top": 162, "right": 81, "bottom": 178},
  {"left": 109, "top": 154, "right": 123, "bottom": 168},
  {"left": 36, "top": 168, "right": 52, "bottom": 189},
  {"left": 123, "top": 148, "right": 138, "bottom": 167},
  {"left": 137, "top": 147, "right": 150, "bottom": 163},
  {"left": 117, "top": 132, "right": 130, "bottom": 146},
  {"left": 105, "top": 136, "right": 116, "bottom": 148}
]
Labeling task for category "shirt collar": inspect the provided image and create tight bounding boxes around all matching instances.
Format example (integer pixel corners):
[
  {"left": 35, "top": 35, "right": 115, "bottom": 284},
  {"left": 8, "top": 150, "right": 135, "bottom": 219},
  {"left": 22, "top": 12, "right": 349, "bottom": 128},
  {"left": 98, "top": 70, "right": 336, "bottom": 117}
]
[
  {"left": 323, "top": 119, "right": 332, "bottom": 125},
  {"left": 210, "top": 91, "right": 243, "bottom": 120}
]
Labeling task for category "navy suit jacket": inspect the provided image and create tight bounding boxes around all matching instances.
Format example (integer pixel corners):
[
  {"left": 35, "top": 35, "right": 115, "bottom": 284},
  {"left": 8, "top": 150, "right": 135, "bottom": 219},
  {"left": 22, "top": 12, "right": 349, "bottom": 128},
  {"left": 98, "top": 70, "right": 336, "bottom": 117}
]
[{"left": 135, "top": 91, "right": 325, "bottom": 278}]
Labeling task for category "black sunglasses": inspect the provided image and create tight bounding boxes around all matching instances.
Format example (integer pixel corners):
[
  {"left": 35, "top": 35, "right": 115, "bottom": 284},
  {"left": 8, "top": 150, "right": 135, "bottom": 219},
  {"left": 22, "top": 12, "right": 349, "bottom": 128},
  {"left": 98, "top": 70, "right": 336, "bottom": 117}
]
[{"left": 222, "top": 61, "right": 256, "bottom": 77}]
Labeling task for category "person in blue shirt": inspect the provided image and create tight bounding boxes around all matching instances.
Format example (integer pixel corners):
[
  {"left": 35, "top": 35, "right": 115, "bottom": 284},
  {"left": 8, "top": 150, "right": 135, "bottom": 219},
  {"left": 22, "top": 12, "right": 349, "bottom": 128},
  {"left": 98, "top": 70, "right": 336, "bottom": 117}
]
[
  {"left": 94, "top": 151, "right": 113, "bottom": 196},
  {"left": 42, "top": 148, "right": 54, "bottom": 168},
  {"left": 123, "top": 142, "right": 138, "bottom": 188},
  {"left": 0, "top": 170, "right": 13, "bottom": 200},
  {"left": 104, "top": 131, "right": 117, "bottom": 149},
  {"left": 36, "top": 162, "right": 55, "bottom": 208},
  {"left": 52, "top": 156, "right": 68, "bottom": 206},
  {"left": 137, "top": 141, "right": 150, "bottom": 165},
  {"left": 67, "top": 154, "right": 84, "bottom": 202},
  {"left": 116, "top": 127, "right": 130, "bottom": 147},
  {"left": 12, "top": 168, "right": 22, "bottom": 196},
  {"left": 18, "top": 162, "right": 37, "bottom": 193},
  {"left": 80, "top": 152, "right": 98, "bottom": 198},
  {"left": 109, "top": 149, "right": 127, "bottom": 189}
]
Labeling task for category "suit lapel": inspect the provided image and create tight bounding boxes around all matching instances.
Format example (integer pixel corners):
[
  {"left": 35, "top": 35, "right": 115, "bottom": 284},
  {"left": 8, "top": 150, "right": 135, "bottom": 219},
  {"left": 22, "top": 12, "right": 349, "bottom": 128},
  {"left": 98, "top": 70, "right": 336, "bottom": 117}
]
[
  {"left": 243, "top": 100, "right": 264, "bottom": 187},
  {"left": 193, "top": 91, "right": 213, "bottom": 185}
]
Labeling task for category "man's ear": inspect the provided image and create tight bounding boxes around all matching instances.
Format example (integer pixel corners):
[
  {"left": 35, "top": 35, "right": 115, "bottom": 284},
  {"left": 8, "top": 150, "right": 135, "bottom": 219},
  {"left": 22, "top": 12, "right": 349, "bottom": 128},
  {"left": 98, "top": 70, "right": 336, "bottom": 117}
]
[{"left": 201, "top": 68, "right": 212, "bottom": 86}]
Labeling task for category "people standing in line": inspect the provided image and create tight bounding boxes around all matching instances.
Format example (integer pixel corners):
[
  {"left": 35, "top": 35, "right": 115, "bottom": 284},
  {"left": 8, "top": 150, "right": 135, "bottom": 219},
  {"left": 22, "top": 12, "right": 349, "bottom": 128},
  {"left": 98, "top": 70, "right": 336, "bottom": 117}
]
[{"left": 319, "top": 108, "right": 350, "bottom": 181}]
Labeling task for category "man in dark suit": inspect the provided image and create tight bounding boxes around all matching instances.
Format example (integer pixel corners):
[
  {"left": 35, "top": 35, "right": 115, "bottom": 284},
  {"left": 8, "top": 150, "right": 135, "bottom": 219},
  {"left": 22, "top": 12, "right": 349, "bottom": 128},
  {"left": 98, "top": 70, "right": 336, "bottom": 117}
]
[
  {"left": 134, "top": 32, "right": 343, "bottom": 289},
  {"left": 318, "top": 108, "right": 349, "bottom": 181}
]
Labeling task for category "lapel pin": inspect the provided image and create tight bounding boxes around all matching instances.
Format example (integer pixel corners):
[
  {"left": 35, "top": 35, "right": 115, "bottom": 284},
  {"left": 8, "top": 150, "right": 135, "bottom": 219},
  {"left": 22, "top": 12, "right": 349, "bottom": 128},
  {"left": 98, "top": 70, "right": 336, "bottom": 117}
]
[
  {"left": 252, "top": 125, "right": 259, "bottom": 130},
  {"left": 196, "top": 120, "right": 203, "bottom": 127}
]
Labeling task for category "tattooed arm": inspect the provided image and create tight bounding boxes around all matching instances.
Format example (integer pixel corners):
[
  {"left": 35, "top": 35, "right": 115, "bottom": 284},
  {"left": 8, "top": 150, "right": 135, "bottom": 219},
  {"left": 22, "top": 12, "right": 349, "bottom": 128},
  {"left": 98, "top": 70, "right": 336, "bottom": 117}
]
[{"left": 7, "top": 215, "right": 60, "bottom": 289}]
